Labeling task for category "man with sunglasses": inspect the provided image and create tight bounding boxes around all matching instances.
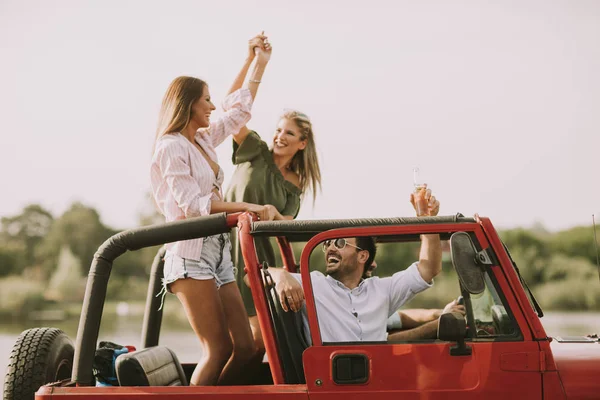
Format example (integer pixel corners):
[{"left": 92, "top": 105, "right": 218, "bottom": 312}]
[{"left": 261, "top": 188, "right": 442, "bottom": 343}]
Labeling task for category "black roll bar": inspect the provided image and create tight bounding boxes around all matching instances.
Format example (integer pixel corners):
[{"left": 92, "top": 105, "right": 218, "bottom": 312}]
[
  {"left": 251, "top": 215, "right": 475, "bottom": 239},
  {"left": 141, "top": 246, "right": 167, "bottom": 349}
]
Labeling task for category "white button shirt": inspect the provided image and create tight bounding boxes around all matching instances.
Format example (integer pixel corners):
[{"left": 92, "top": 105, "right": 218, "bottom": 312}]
[{"left": 292, "top": 263, "right": 432, "bottom": 343}]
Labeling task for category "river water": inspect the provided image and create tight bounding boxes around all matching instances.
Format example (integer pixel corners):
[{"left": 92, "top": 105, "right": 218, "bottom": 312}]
[{"left": 1, "top": 311, "right": 598, "bottom": 391}]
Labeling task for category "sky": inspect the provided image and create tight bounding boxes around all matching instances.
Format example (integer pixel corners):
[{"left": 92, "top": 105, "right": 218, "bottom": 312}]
[{"left": 0, "top": 0, "right": 599, "bottom": 232}]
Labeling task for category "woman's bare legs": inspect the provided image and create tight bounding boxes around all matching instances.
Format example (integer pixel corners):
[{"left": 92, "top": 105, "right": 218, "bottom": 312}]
[
  {"left": 171, "top": 278, "right": 232, "bottom": 386},
  {"left": 217, "top": 282, "right": 257, "bottom": 384},
  {"left": 249, "top": 316, "right": 266, "bottom": 360}
]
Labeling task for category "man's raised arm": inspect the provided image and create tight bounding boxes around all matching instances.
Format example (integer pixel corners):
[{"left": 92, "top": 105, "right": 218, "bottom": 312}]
[
  {"left": 417, "top": 233, "right": 442, "bottom": 283},
  {"left": 410, "top": 186, "right": 442, "bottom": 283}
]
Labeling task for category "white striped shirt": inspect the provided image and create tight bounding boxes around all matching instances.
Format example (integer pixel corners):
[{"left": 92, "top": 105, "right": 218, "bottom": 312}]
[{"left": 150, "top": 88, "right": 253, "bottom": 260}]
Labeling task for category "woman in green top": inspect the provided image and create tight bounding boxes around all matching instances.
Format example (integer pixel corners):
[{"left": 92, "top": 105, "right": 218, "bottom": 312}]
[{"left": 225, "top": 109, "right": 321, "bottom": 359}]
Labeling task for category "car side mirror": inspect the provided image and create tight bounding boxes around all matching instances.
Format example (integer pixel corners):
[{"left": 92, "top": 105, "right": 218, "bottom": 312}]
[
  {"left": 438, "top": 312, "right": 472, "bottom": 356},
  {"left": 449, "top": 232, "right": 485, "bottom": 295}
]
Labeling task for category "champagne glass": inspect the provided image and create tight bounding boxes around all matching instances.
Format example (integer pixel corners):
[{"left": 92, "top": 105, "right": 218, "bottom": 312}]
[{"left": 413, "top": 167, "right": 428, "bottom": 216}]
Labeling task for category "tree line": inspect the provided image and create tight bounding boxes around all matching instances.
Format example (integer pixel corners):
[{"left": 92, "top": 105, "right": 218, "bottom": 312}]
[
  {"left": 0, "top": 202, "right": 162, "bottom": 318},
  {"left": 0, "top": 202, "right": 599, "bottom": 316}
]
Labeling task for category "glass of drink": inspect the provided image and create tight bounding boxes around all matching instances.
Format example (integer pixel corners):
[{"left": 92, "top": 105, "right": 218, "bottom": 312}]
[{"left": 413, "top": 167, "right": 428, "bottom": 216}]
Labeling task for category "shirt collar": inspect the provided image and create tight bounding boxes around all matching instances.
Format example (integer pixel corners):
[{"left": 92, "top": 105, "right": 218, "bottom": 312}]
[{"left": 325, "top": 275, "right": 366, "bottom": 292}]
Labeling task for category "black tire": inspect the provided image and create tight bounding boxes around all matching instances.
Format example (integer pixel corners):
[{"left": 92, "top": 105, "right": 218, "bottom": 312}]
[{"left": 3, "top": 327, "right": 74, "bottom": 400}]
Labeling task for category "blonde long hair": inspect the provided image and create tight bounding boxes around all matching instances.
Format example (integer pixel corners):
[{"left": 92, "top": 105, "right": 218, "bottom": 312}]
[
  {"left": 154, "top": 76, "right": 207, "bottom": 146},
  {"left": 280, "top": 110, "right": 322, "bottom": 204}
]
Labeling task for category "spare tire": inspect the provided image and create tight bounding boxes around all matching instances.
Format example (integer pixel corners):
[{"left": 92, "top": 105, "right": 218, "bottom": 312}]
[{"left": 3, "top": 327, "right": 74, "bottom": 400}]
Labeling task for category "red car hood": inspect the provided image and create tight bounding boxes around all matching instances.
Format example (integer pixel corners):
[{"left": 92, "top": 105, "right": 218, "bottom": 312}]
[{"left": 550, "top": 340, "right": 600, "bottom": 398}]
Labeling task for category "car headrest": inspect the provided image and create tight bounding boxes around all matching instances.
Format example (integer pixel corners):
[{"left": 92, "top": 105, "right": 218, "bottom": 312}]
[{"left": 115, "top": 346, "right": 187, "bottom": 386}]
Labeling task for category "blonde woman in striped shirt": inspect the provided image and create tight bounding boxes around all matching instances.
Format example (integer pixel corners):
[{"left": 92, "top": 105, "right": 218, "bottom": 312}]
[{"left": 150, "top": 34, "right": 276, "bottom": 386}]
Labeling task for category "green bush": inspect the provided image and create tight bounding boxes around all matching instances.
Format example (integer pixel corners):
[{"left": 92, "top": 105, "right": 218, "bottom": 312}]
[
  {"left": 0, "top": 245, "right": 26, "bottom": 277},
  {"left": 0, "top": 276, "right": 46, "bottom": 318},
  {"left": 541, "top": 254, "right": 597, "bottom": 282},
  {"left": 534, "top": 279, "right": 600, "bottom": 311},
  {"left": 106, "top": 277, "right": 149, "bottom": 301},
  {"left": 550, "top": 226, "right": 600, "bottom": 267}
]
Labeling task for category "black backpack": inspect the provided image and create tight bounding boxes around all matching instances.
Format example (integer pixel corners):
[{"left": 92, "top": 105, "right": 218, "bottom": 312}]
[{"left": 93, "top": 341, "right": 132, "bottom": 386}]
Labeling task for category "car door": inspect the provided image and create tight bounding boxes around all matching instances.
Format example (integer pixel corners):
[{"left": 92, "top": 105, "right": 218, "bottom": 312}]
[{"left": 302, "top": 225, "right": 543, "bottom": 400}]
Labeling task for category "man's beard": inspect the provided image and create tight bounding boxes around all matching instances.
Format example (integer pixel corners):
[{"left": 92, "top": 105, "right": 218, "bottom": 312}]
[{"left": 328, "top": 257, "right": 358, "bottom": 281}]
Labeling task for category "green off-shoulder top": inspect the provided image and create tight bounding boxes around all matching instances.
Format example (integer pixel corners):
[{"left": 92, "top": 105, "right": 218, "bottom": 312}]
[{"left": 225, "top": 131, "right": 302, "bottom": 316}]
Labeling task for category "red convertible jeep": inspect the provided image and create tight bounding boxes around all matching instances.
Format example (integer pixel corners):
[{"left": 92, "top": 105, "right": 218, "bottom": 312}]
[{"left": 4, "top": 213, "right": 599, "bottom": 399}]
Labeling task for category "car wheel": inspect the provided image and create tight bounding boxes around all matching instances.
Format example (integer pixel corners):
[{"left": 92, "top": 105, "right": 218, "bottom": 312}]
[{"left": 3, "top": 327, "right": 74, "bottom": 400}]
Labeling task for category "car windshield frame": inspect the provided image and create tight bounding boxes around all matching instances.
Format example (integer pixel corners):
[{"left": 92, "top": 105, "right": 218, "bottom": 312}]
[{"left": 500, "top": 241, "right": 544, "bottom": 318}]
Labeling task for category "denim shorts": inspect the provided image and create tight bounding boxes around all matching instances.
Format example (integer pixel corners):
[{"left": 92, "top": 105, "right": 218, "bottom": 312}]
[{"left": 161, "top": 233, "right": 236, "bottom": 294}]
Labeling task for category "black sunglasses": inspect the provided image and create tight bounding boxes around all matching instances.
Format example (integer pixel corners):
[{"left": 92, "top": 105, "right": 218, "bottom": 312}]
[{"left": 322, "top": 238, "right": 363, "bottom": 253}]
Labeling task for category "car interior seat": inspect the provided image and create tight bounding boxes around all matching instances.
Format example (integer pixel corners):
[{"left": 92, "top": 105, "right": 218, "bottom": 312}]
[{"left": 115, "top": 346, "right": 187, "bottom": 386}]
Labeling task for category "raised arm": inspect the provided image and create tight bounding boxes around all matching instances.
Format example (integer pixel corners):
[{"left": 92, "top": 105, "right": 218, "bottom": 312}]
[
  {"left": 232, "top": 35, "right": 272, "bottom": 145},
  {"left": 245, "top": 36, "right": 271, "bottom": 102},
  {"left": 226, "top": 33, "right": 268, "bottom": 96},
  {"left": 410, "top": 187, "right": 442, "bottom": 283},
  {"left": 209, "top": 34, "right": 272, "bottom": 147},
  {"left": 417, "top": 234, "right": 442, "bottom": 283}
]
